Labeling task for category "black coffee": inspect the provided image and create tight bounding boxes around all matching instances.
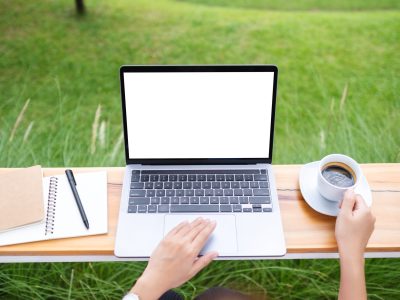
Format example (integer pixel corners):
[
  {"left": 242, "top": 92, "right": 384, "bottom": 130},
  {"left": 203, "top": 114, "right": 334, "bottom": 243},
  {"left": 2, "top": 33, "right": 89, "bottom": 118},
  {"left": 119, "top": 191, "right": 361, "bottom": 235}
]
[{"left": 322, "top": 163, "right": 355, "bottom": 188}]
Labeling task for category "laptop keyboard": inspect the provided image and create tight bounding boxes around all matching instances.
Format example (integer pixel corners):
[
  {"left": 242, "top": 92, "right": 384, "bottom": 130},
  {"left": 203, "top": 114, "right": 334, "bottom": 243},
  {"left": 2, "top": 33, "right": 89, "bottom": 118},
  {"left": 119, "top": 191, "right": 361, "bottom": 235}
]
[{"left": 127, "top": 169, "right": 272, "bottom": 214}]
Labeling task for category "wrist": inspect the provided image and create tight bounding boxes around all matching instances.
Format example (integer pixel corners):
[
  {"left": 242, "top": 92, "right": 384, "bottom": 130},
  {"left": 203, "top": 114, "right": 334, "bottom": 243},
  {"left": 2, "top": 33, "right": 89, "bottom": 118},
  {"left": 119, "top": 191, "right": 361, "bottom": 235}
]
[{"left": 131, "top": 275, "right": 167, "bottom": 300}]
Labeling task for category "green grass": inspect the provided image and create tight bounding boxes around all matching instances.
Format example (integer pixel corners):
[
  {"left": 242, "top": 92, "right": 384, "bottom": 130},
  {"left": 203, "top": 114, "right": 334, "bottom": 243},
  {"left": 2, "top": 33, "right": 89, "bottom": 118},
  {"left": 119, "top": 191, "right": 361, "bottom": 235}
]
[{"left": 0, "top": 0, "right": 399, "bottom": 299}]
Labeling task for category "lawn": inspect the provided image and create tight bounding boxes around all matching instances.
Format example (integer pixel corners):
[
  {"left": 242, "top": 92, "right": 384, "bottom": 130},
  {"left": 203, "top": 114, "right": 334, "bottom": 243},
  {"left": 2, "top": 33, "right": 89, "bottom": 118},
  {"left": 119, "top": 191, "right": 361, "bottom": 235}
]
[{"left": 0, "top": 0, "right": 399, "bottom": 299}]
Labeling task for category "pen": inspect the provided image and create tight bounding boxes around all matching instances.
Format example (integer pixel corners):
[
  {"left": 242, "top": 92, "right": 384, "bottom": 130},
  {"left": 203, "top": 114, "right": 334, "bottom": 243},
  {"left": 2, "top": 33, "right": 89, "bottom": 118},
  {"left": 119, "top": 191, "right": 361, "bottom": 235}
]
[{"left": 65, "top": 169, "right": 90, "bottom": 229}]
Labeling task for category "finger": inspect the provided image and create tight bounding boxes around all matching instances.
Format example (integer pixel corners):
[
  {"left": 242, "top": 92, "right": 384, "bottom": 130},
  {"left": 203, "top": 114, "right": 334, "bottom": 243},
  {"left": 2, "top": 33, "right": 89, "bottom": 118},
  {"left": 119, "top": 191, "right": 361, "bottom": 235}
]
[
  {"left": 176, "top": 217, "right": 203, "bottom": 237},
  {"left": 186, "top": 219, "right": 210, "bottom": 242},
  {"left": 340, "top": 189, "right": 356, "bottom": 214},
  {"left": 166, "top": 220, "right": 189, "bottom": 237},
  {"left": 192, "top": 220, "right": 217, "bottom": 252},
  {"left": 354, "top": 194, "right": 367, "bottom": 210},
  {"left": 189, "top": 251, "right": 218, "bottom": 278}
]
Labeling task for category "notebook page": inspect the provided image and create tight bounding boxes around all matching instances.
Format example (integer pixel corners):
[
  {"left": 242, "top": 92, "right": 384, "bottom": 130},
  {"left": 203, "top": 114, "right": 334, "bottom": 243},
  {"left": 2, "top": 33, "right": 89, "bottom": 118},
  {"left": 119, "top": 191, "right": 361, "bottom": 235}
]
[{"left": 50, "top": 171, "right": 108, "bottom": 239}]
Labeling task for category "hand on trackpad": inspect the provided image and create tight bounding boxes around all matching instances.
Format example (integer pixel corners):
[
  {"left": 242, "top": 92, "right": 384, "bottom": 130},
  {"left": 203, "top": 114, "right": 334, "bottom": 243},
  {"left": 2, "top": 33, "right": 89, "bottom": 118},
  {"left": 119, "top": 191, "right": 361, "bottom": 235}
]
[{"left": 164, "top": 214, "right": 238, "bottom": 255}]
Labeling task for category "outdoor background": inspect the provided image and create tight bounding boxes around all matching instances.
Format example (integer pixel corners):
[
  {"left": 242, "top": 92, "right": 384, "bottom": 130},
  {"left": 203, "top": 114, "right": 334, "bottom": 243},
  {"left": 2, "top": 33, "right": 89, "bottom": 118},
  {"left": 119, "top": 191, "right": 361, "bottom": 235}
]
[{"left": 0, "top": 0, "right": 399, "bottom": 299}]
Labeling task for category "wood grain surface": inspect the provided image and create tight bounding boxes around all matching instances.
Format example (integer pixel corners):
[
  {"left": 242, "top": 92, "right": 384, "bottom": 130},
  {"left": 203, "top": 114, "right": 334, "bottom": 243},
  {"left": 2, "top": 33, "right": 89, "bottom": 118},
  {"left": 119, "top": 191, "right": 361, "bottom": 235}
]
[{"left": 0, "top": 164, "right": 399, "bottom": 256}]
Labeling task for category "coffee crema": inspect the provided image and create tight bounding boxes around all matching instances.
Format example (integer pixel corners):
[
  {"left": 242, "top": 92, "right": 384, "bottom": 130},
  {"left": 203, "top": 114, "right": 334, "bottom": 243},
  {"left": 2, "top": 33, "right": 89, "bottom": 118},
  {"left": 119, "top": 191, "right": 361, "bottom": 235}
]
[{"left": 321, "top": 162, "right": 356, "bottom": 188}]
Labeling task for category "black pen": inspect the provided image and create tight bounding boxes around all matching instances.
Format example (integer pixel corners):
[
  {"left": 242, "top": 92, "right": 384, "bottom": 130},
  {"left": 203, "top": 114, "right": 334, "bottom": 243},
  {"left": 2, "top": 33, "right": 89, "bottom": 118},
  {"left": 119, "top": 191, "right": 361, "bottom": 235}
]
[{"left": 65, "top": 169, "right": 90, "bottom": 229}]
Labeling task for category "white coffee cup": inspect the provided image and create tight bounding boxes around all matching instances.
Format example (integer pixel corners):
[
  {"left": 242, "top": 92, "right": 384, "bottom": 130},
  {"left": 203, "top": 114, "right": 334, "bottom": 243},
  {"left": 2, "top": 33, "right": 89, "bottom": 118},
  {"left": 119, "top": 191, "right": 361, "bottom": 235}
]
[{"left": 317, "top": 154, "right": 362, "bottom": 202}]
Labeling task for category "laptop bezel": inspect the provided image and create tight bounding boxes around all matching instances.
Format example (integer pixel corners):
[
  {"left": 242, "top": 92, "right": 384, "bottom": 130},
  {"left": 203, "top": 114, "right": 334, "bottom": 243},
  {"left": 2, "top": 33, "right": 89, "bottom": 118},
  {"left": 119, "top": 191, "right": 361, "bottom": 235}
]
[{"left": 120, "top": 65, "right": 278, "bottom": 165}]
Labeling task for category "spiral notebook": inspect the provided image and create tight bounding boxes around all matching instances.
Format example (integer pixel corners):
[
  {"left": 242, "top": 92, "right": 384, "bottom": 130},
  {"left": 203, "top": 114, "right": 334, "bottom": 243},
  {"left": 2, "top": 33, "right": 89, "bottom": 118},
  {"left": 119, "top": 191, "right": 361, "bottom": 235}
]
[{"left": 0, "top": 171, "right": 108, "bottom": 246}]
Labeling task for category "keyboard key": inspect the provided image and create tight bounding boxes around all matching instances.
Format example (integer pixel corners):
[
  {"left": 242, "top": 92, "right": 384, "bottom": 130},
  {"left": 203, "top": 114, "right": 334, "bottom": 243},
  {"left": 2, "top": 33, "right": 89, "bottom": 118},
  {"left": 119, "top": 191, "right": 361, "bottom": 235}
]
[
  {"left": 259, "top": 181, "right": 269, "bottom": 188},
  {"left": 245, "top": 175, "right": 253, "bottom": 181},
  {"left": 173, "top": 182, "right": 183, "bottom": 189},
  {"left": 178, "top": 175, "right": 187, "bottom": 181},
  {"left": 233, "top": 204, "right": 242, "bottom": 212},
  {"left": 197, "top": 175, "right": 206, "bottom": 181},
  {"left": 160, "top": 175, "right": 168, "bottom": 181},
  {"left": 183, "top": 182, "right": 192, "bottom": 189},
  {"left": 207, "top": 175, "right": 215, "bottom": 181},
  {"left": 180, "top": 197, "right": 189, "bottom": 204},
  {"left": 221, "top": 182, "right": 230, "bottom": 189},
  {"left": 243, "top": 207, "right": 252, "bottom": 212},
  {"left": 215, "top": 189, "right": 223, "bottom": 196},
  {"left": 193, "top": 182, "right": 201, "bottom": 189},
  {"left": 235, "top": 174, "right": 244, "bottom": 181},
  {"left": 164, "top": 182, "right": 173, "bottom": 189},
  {"left": 132, "top": 170, "right": 140, "bottom": 175},
  {"left": 234, "top": 189, "right": 243, "bottom": 196},
  {"left": 226, "top": 175, "right": 234, "bottom": 181},
  {"left": 205, "top": 189, "right": 214, "bottom": 196},
  {"left": 130, "top": 190, "right": 146, "bottom": 197},
  {"left": 216, "top": 175, "right": 225, "bottom": 181},
  {"left": 169, "top": 175, "right": 177, "bottom": 181},
  {"left": 253, "top": 189, "right": 270, "bottom": 196},
  {"left": 158, "top": 204, "right": 169, "bottom": 213},
  {"left": 254, "top": 174, "right": 268, "bottom": 181},
  {"left": 229, "top": 196, "right": 239, "bottom": 204},
  {"left": 154, "top": 182, "right": 163, "bottom": 189},
  {"left": 190, "top": 197, "right": 200, "bottom": 204},
  {"left": 212, "top": 182, "right": 221, "bottom": 189},
  {"left": 243, "top": 189, "right": 253, "bottom": 196},
  {"left": 240, "top": 182, "right": 249, "bottom": 188},
  {"left": 263, "top": 207, "right": 272, "bottom": 212},
  {"left": 148, "top": 205, "right": 157, "bottom": 213},
  {"left": 200, "top": 197, "right": 209, "bottom": 204},
  {"left": 253, "top": 206, "right": 262, "bottom": 212},
  {"left": 239, "top": 196, "right": 249, "bottom": 204},
  {"left": 146, "top": 190, "right": 155, "bottom": 197},
  {"left": 188, "top": 175, "right": 196, "bottom": 181},
  {"left": 202, "top": 182, "right": 211, "bottom": 189},
  {"left": 224, "top": 189, "right": 233, "bottom": 196},
  {"left": 141, "top": 175, "right": 150, "bottom": 182},
  {"left": 145, "top": 182, "right": 154, "bottom": 189},
  {"left": 176, "top": 189, "right": 184, "bottom": 196},
  {"left": 156, "top": 190, "right": 166, "bottom": 197},
  {"left": 260, "top": 169, "right": 267, "bottom": 174},
  {"left": 131, "top": 182, "right": 144, "bottom": 189},
  {"left": 171, "top": 197, "right": 180, "bottom": 204},
  {"left": 210, "top": 197, "right": 219, "bottom": 204},
  {"left": 128, "top": 205, "right": 137, "bottom": 213},
  {"left": 220, "top": 197, "right": 229, "bottom": 204},
  {"left": 166, "top": 190, "right": 175, "bottom": 196},
  {"left": 150, "top": 175, "right": 159, "bottom": 182},
  {"left": 231, "top": 182, "right": 240, "bottom": 188},
  {"left": 170, "top": 205, "right": 219, "bottom": 213},
  {"left": 131, "top": 175, "right": 140, "bottom": 182},
  {"left": 220, "top": 204, "right": 232, "bottom": 212},
  {"left": 249, "top": 196, "right": 270, "bottom": 204},
  {"left": 185, "top": 190, "right": 194, "bottom": 196},
  {"left": 161, "top": 197, "right": 170, "bottom": 204},
  {"left": 150, "top": 197, "right": 160, "bottom": 204},
  {"left": 195, "top": 189, "right": 204, "bottom": 196},
  {"left": 138, "top": 205, "right": 147, "bottom": 213},
  {"left": 250, "top": 182, "right": 259, "bottom": 188}
]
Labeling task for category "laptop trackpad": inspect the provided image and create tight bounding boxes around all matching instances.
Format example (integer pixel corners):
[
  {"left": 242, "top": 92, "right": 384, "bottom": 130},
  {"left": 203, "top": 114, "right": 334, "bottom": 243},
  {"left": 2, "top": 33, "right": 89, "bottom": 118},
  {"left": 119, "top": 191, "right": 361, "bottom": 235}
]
[{"left": 163, "top": 214, "right": 238, "bottom": 255}]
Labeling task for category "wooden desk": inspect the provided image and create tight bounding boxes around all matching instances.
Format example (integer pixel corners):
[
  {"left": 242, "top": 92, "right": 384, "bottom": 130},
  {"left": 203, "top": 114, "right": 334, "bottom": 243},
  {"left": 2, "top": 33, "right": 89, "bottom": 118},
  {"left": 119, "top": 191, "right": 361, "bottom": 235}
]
[{"left": 0, "top": 164, "right": 399, "bottom": 262}]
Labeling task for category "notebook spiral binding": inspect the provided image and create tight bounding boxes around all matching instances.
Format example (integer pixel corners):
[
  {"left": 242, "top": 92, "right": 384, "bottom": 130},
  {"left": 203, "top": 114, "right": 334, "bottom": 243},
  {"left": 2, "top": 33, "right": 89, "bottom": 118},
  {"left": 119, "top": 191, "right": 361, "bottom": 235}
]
[{"left": 45, "top": 177, "right": 58, "bottom": 235}]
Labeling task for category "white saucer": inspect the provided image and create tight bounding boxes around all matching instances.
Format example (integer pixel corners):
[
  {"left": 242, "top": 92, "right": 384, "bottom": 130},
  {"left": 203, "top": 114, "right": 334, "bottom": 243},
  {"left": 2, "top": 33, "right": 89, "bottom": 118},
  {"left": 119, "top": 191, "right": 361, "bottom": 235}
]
[{"left": 299, "top": 161, "right": 372, "bottom": 217}]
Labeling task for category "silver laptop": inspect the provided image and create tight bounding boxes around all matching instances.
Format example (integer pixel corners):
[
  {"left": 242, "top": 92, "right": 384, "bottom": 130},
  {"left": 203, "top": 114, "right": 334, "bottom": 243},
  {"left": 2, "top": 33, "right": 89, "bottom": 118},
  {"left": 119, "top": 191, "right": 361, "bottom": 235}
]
[{"left": 115, "top": 65, "right": 286, "bottom": 258}]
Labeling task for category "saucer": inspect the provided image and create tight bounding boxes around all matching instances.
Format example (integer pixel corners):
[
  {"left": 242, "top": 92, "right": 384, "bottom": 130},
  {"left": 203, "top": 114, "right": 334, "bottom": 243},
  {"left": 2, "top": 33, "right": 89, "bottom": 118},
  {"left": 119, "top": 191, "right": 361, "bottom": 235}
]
[{"left": 299, "top": 161, "right": 372, "bottom": 217}]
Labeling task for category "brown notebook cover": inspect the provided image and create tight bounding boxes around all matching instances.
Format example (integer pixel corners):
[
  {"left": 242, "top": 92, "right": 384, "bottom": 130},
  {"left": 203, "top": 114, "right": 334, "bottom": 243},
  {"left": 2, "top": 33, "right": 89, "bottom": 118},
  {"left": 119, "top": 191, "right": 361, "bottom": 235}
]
[{"left": 0, "top": 165, "right": 44, "bottom": 231}]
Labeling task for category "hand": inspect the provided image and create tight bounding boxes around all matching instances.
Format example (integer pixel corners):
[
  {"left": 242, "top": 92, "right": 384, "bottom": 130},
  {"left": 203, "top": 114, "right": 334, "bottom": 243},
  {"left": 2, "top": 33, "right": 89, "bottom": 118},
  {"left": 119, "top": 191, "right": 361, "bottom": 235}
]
[
  {"left": 131, "top": 218, "right": 218, "bottom": 300},
  {"left": 335, "top": 189, "right": 376, "bottom": 259}
]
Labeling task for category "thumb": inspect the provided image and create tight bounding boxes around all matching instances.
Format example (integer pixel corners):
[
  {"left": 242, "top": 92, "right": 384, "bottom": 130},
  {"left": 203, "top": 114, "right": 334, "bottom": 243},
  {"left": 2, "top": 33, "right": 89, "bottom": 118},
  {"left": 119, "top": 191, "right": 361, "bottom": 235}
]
[
  {"left": 354, "top": 194, "right": 367, "bottom": 211},
  {"left": 189, "top": 251, "right": 218, "bottom": 278},
  {"left": 340, "top": 189, "right": 356, "bottom": 214}
]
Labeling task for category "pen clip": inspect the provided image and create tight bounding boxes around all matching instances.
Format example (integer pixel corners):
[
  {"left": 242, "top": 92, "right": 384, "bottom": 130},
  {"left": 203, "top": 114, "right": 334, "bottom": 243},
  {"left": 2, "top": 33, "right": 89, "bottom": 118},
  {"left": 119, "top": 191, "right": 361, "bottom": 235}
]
[{"left": 66, "top": 169, "right": 76, "bottom": 185}]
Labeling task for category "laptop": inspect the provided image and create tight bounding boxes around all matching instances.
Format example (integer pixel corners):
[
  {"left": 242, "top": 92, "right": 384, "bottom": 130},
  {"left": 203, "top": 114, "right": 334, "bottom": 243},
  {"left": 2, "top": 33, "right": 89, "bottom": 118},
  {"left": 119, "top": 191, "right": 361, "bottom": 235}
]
[{"left": 115, "top": 65, "right": 286, "bottom": 258}]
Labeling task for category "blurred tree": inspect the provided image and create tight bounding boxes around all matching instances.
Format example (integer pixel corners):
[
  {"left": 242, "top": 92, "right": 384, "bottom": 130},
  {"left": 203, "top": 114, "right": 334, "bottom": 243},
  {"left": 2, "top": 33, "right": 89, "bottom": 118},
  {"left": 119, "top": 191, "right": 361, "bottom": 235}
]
[{"left": 75, "top": 0, "right": 85, "bottom": 15}]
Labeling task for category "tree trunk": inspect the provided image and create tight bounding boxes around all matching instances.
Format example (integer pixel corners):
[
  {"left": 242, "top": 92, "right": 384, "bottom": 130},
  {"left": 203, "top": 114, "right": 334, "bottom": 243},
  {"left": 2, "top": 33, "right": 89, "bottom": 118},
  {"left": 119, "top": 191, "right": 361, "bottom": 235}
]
[{"left": 75, "top": 0, "right": 85, "bottom": 15}]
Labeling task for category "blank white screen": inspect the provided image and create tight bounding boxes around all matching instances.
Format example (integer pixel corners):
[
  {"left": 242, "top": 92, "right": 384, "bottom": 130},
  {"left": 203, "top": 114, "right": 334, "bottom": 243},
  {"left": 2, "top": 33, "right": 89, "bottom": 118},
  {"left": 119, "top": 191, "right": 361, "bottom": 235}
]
[{"left": 124, "top": 72, "right": 274, "bottom": 159}]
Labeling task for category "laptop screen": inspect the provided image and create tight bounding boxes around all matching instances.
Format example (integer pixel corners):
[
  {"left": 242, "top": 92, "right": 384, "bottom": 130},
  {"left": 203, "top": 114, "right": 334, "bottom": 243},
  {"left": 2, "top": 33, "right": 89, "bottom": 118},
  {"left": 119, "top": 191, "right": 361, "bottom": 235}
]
[{"left": 122, "top": 68, "right": 276, "bottom": 161}]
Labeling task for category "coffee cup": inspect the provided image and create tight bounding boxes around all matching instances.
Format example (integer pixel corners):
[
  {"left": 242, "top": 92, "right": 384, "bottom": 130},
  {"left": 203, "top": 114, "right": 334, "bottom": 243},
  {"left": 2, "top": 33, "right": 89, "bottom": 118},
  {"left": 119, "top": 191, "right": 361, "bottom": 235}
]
[{"left": 317, "top": 154, "right": 362, "bottom": 202}]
